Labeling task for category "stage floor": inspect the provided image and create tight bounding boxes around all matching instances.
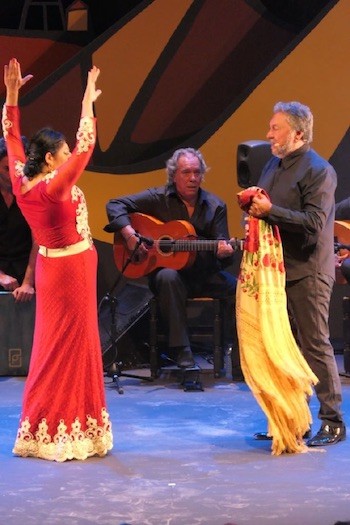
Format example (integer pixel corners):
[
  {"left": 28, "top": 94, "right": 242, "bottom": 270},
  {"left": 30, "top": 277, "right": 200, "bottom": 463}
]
[{"left": 0, "top": 355, "right": 349, "bottom": 525}]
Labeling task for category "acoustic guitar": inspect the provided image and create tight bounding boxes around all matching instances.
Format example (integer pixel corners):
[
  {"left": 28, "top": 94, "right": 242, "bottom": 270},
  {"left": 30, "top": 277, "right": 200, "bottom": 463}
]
[
  {"left": 113, "top": 213, "right": 243, "bottom": 278},
  {"left": 334, "top": 220, "right": 350, "bottom": 284}
]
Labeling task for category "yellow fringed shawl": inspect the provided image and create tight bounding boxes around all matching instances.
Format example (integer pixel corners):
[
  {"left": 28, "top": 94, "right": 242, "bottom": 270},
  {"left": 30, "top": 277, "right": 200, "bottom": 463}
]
[{"left": 236, "top": 196, "right": 318, "bottom": 455}]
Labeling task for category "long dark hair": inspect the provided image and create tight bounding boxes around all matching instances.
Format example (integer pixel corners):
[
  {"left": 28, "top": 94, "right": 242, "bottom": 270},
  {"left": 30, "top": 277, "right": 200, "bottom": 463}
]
[{"left": 24, "top": 128, "right": 66, "bottom": 179}]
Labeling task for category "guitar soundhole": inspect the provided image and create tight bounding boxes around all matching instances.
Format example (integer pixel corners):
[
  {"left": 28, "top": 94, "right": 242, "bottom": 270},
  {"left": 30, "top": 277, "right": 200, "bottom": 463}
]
[{"left": 158, "top": 235, "right": 175, "bottom": 255}]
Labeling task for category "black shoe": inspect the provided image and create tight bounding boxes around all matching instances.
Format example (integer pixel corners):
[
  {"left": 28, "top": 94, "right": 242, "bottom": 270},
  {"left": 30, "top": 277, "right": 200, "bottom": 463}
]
[
  {"left": 307, "top": 424, "right": 346, "bottom": 447},
  {"left": 175, "top": 346, "right": 195, "bottom": 368},
  {"left": 254, "top": 429, "right": 311, "bottom": 441},
  {"left": 254, "top": 432, "right": 273, "bottom": 441}
]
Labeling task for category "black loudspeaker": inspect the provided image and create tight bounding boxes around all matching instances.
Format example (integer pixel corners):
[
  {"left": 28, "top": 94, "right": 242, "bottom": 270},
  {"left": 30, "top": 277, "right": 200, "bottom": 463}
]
[
  {"left": 0, "top": 291, "right": 35, "bottom": 376},
  {"left": 98, "top": 282, "right": 153, "bottom": 370},
  {"left": 237, "top": 140, "right": 272, "bottom": 188}
]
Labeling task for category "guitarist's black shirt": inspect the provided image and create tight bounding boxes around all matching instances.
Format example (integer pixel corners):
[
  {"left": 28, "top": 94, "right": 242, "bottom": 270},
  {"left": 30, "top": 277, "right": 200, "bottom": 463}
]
[{"left": 104, "top": 183, "right": 233, "bottom": 276}]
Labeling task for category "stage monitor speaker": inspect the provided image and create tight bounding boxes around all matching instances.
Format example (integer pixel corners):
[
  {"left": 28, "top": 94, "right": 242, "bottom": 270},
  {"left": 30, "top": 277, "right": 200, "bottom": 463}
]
[
  {"left": 0, "top": 291, "right": 35, "bottom": 376},
  {"left": 237, "top": 140, "right": 272, "bottom": 188},
  {"left": 98, "top": 282, "right": 153, "bottom": 371}
]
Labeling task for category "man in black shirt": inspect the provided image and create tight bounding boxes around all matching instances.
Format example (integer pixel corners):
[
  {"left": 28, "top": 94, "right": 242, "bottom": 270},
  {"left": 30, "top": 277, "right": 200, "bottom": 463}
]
[
  {"left": 104, "top": 147, "right": 238, "bottom": 369},
  {"left": 246, "top": 101, "right": 345, "bottom": 447},
  {"left": 0, "top": 137, "right": 37, "bottom": 302}
]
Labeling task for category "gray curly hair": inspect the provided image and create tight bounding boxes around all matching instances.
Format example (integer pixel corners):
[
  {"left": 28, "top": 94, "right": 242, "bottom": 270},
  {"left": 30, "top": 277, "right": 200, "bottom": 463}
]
[{"left": 166, "top": 147, "right": 208, "bottom": 184}]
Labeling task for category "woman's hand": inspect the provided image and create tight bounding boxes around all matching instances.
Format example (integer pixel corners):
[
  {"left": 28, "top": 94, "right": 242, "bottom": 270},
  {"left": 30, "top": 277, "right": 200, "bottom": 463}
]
[
  {"left": 81, "top": 66, "right": 102, "bottom": 117},
  {"left": 87, "top": 66, "right": 102, "bottom": 103},
  {"left": 4, "top": 58, "right": 33, "bottom": 92},
  {"left": 83, "top": 66, "right": 102, "bottom": 104},
  {"left": 4, "top": 58, "right": 33, "bottom": 106}
]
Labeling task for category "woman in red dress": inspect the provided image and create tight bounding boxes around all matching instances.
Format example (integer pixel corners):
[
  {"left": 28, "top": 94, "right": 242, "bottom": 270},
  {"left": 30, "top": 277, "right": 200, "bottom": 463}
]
[{"left": 3, "top": 58, "right": 113, "bottom": 461}]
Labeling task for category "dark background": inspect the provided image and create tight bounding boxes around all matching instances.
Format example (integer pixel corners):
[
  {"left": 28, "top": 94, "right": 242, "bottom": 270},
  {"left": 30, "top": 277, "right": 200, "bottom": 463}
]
[
  {"left": 0, "top": 0, "right": 336, "bottom": 37},
  {"left": 0, "top": 0, "right": 144, "bottom": 38}
]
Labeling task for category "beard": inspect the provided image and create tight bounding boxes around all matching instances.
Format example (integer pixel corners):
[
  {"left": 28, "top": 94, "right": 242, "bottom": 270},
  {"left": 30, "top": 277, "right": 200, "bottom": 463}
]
[{"left": 272, "top": 132, "right": 296, "bottom": 158}]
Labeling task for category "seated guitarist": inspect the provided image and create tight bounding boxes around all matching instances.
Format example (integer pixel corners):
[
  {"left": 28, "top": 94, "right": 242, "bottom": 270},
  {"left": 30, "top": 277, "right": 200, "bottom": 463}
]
[{"left": 104, "top": 147, "right": 240, "bottom": 372}]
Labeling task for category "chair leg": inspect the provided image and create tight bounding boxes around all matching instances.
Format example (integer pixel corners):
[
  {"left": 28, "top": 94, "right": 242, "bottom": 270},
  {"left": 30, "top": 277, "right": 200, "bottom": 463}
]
[{"left": 149, "top": 296, "right": 229, "bottom": 379}]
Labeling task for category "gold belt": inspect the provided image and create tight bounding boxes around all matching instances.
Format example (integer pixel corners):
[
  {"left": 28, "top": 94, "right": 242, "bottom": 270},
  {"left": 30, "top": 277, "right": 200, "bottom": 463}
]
[{"left": 38, "top": 238, "right": 92, "bottom": 258}]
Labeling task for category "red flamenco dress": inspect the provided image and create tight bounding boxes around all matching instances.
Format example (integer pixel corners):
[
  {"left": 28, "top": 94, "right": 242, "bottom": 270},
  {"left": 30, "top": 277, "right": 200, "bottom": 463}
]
[{"left": 2, "top": 104, "right": 113, "bottom": 461}]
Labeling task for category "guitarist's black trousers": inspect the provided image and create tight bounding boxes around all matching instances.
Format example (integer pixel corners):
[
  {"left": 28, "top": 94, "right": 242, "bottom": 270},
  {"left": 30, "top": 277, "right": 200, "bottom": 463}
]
[{"left": 148, "top": 267, "right": 237, "bottom": 350}]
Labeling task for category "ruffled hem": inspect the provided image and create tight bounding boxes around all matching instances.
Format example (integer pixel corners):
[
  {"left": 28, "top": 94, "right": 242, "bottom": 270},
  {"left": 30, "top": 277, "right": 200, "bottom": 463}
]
[
  {"left": 13, "top": 431, "right": 113, "bottom": 462},
  {"left": 12, "top": 408, "right": 113, "bottom": 462}
]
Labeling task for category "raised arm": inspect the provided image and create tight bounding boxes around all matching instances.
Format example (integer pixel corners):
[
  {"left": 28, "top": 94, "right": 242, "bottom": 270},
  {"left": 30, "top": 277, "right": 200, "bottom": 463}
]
[
  {"left": 44, "top": 66, "right": 102, "bottom": 199},
  {"left": 81, "top": 66, "right": 102, "bottom": 118},
  {"left": 2, "top": 59, "right": 32, "bottom": 191},
  {"left": 4, "top": 58, "right": 33, "bottom": 107}
]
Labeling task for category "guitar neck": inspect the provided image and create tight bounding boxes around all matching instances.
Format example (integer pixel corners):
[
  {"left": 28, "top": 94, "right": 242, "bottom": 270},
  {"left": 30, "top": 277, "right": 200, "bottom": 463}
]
[
  {"left": 113, "top": 213, "right": 245, "bottom": 278},
  {"left": 157, "top": 238, "right": 244, "bottom": 252}
]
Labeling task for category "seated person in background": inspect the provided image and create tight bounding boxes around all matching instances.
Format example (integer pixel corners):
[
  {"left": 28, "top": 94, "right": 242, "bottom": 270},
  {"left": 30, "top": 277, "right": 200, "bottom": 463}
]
[
  {"left": 0, "top": 137, "right": 37, "bottom": 302},
  {"left": 335, "top": 197, "right": 350, "bottom": 284},
  {"left": 104, "top": 147, "right": 239, "bottom": 370}
]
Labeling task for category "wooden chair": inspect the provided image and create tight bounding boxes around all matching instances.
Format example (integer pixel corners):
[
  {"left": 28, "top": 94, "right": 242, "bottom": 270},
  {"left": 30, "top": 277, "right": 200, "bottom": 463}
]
[{"left": 149, "top": 295, "right": 234, "bottom": 379}]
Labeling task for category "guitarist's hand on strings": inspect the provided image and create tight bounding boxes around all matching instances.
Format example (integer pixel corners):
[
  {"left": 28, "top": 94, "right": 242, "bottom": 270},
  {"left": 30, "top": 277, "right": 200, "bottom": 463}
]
[{"left": 122, "top": 226, "right": 149, "bottom": 262}]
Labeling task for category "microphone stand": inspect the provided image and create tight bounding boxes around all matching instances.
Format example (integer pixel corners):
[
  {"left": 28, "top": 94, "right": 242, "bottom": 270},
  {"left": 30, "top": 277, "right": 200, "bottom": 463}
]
[{"left": 101, "top": 236, "right": 153, "bottom": 394}]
